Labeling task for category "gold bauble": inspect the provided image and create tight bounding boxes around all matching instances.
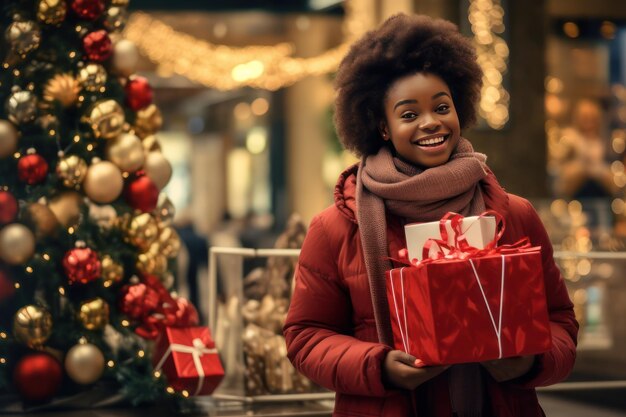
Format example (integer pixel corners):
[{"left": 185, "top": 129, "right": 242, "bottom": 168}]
[
  {"left": 158, "top": 227, "right": 181, "bottom": 258},
  {"left": 13, "top": 305, "right": 53, "bottom": 348},
  {"left": 133, "top": 105, "right": 162, "bottom": 138},
  {"left": 83, "top": 100, "right": 125, "bottom": 139},
  {"left": 88, "top": 203, "right": 117, "bottom": 229},
  {"left": 48, "top": 191, "right": 83, "bottom": 227},
  {"left": 105, "top": 133, "right": 144, "bottom": 172},
  {"left": 112, "top": 39, "right": 138, "bottom": 77},
  {"left": 6, "top": 90, "right": 37, "bottom": 124},
  {"left": 136, "top": 251, "right": 167, "bottom": 275},
  {"left": 124, "top": 213, "right": 159, "bottom": 251},
  {"left": 56, "top": 155, "right": 87, "bottom": 188},
  {"left": 83, "top": 161, "right": 123, "bottom": 204},
  {"left": 141, "top": 135, "right": 161, "bottom": 152},
  {"left": 78, "top": 298, "right": 110, "bottom": 330},
  {"left": 22, "top": 203, "right": 59, "bottom": 238},
  {"left": 155, "top": 195, "right": 175, "bottom": 228},
  {"left": 43, "top": 73, "right": 79, "bottom": 107},
  {"left": 0, "top": 120, "right": 19, "bottom": 158},
  {"left": 36, "top": 0, "right": 67, "bottom": 25},
  {"left": 143, "top": 152, "right": 172, "bottom": 190},
  {"left": 5, "top": 21, "right": 41, "bottom": 55},
  {"left": 101, "top": 255, "right": 124, "bottom": 286},
  {"left": 103, "top": 6, "right": 127, "bottom": 32},
  {"left": 0, "top": 224, "right": 36, "bottom": 265},
  {"left": 65, "top": 343, "right": 105, "bottom": 385},
  {"left": 77, "top": 64, "right": 107, "bottom": 93}
]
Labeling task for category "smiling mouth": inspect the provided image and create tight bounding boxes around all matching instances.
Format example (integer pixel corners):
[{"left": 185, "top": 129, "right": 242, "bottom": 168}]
[{"left": 413, "top": 134, "right": 450, "bottom": 147}]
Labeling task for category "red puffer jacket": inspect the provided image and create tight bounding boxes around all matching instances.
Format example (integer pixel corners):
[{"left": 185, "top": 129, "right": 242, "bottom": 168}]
[{"left": 284, "top": 164, "right": 578, "bottom": 417}]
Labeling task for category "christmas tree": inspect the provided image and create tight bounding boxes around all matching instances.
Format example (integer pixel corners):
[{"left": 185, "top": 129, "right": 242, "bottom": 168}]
[{"left": 0, "top": 0, "right": 201, "bottom": 407}]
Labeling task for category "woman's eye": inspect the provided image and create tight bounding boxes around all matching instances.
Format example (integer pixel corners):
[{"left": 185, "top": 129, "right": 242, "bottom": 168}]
[
  {"left": 401, "top": 112, "right": 417, "bottom": 119},
  {"left": 436, "top": 104, "right": 450, "bottom": 113}
]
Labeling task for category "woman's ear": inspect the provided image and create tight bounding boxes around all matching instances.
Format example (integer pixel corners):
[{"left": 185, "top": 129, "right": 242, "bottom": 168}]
[{"left": 379, "top": 121, "right": 390, "bottom": 141}]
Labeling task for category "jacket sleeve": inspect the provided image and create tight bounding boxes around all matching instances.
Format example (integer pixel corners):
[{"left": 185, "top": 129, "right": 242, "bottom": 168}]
[
  {"left": 283, "top": 214, "right": 392, "bottom": 397},
  {"left": 513, "top": 199, "right": 578, "bottom": 388}
]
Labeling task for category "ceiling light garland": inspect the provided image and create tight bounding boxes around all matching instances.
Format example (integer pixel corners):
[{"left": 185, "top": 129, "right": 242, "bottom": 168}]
[
  {"left": 123, "top": 0, "right": 371, "bottom": 91},
  {"left": 468, "top": 0, "right": 510, "bottom": 129},
  {"left": 123, "top": 0, "right": 509, "bottom": 131}
]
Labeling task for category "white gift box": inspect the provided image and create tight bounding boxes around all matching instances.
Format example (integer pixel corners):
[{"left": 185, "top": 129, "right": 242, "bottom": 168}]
[{"left": 404, "top": 215, "right": 496, "bottom": 262}]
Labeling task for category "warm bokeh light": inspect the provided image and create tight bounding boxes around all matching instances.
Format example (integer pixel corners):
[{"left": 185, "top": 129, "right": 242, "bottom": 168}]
[
  {"left": 563, "top": 22, "right": 579, "bottom": 38},
  {"left": 251, "top": 97, "right": 270, "bottom": 116},
  {"left": 469, "top": 0, "right": 509, "bottom": 129}
]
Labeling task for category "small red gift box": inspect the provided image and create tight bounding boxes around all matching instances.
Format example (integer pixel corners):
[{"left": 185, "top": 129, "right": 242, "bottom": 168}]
[
  {"left": 386, "top": 212, "right": 552, "bottom": 365},
  {"left": 153, "top": 326, "right": 224, "bottom": 396}
]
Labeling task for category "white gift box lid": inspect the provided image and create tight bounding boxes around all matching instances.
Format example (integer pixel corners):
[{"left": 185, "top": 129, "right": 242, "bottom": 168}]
[{"left": 404, "top": 215, "right": 496, "bottom": 262}]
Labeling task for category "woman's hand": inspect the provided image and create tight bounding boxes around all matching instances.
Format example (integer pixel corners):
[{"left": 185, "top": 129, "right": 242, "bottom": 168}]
[
  {"left": 481, "top": 355, "right": 535, "bottom": 382},
  {"left": 382, "top": 350, "right": 449, "bottom": 390}
]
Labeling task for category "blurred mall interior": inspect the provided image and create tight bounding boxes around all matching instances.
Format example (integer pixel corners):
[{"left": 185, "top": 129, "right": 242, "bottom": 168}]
[{"left": 119, "top": 0, "right": 626, "bottom": 414}]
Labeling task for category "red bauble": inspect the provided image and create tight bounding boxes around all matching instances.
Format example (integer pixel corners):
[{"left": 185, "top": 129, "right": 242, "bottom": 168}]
[
  {"left": 63, "top": 247, "right": 101, "bottom": 285},
  {"left": 14, "top": 353, "right": 63, "bottom": 403},
  {"left": 125, "top": 76, "right": 153, "bottom": 111},
  {"left": 0, "top": 190, "right": 19, "bottom": 224},
  {"left": 0, "top": 268, "right": 15, "bottom": 302},
  {"left": 83, "top": 30, "right": 113, "bottom": 62},
  {"left": 71, "top": 0, "right": 105, "bottom": 20},
  {"left": 119, "top": 282, "right": 160, "bottom": 319},
  {"left": 18, "top": 154, "right": 48, "bottom": 185},
  {"left": 174, "top": 297, "right": 200, "bottom": 327},
  {"left": 124, "top": 173, "right": 159, "bottom": 213}
]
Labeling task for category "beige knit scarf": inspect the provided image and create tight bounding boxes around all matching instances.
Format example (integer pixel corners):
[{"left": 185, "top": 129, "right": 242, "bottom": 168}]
[{"left": 356, "top": 137, "right": 489, "bottom": 416}]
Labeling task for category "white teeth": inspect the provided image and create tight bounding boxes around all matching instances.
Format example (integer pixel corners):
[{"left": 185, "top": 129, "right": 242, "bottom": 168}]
[{"left": 417, "top": 136, "right": 445, "bottom": 146}]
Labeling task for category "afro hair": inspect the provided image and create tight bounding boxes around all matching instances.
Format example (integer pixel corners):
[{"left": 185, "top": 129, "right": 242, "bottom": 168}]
[{"left": 334, "top": 13, "right": 483, "bottom": 157}]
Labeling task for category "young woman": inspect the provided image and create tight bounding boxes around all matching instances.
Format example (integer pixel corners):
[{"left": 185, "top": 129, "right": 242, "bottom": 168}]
[{"left": 284, "top": 14, "right": 577, "bottom": 417}]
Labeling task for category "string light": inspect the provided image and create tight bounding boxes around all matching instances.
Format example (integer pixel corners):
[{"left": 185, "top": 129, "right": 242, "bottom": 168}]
[
  {"left": 0, "top": 332, "right": 7, "bottom": 339},
  {"left": 43, "top": 253, "right": 50, "bottom": 261},
  {"left": 123, "top": 0, "right": 371, "bottom": 91},
  {"left": 25, "top": 266, "right": 33, "bottom": 273},
  {"left": 107, "top": 360, "right": 115, "bottom": 368},
  {"left": 59, "top": 286, "right": 65, "bottom": 295},
  {"left": 14, "top": 283, "right": 20, "bottom": 289},
  {"left": 166, "top": 387, "right": 175, "bottom": 394},
  {"left": 181, "top": 390, "right": 190, "bottom": 398},
  {"left": 68, "top": 226, "right": 75, "bottom": 234},
  {"left": 137, "top": 350, "right": 145, "bottom": 358},
  {"left": 0, "top": 358, "right": 5, "bottom": 364},
  {"left": 154, "top": 371, "right": 161, "bottom": 378},
  {"left": 87, "top": 144, "right": 94, "bottom": 151},
  {"left": 468, "top": 0, "right": 510, "bottom": 129},
  {"left": 121, "top": 319, "right": 130, "bottom": 327}
]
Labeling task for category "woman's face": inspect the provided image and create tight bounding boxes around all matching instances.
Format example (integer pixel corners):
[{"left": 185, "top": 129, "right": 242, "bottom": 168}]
[{"left": 380, "top": 72, "right": 461, "bottom": 168}]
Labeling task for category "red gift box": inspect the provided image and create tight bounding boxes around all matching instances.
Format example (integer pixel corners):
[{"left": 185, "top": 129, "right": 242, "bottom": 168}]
[
  {"left": 153, "top": 326, "right": 224, "bottom": 396},
  {"left": 386, "top": 212, "right": 552, "bottom": 365}
]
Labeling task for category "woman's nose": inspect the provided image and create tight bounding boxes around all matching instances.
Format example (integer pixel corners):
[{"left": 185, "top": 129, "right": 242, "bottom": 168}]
[{"left": 419, "top": 113, "right": 441, "bottom": 131}]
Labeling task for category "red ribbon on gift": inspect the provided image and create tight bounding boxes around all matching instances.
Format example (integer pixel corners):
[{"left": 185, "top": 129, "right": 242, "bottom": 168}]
[{"left": 396, "top": 210, "right": 534, "bottom": 267}]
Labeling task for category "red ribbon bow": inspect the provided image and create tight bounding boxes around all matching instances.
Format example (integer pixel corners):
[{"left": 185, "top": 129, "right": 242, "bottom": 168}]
[{"left": 397, "top": 210, "right": 535, "bottom": 268}]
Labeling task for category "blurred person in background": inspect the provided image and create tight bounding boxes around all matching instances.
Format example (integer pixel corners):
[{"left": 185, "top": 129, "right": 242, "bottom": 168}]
[{"left": 553, "top": 99, "right": 617, "bottom": 229}]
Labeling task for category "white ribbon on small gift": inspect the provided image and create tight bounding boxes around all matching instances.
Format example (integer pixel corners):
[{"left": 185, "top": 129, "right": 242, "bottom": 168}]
[
  {"left": 154, "top": 337, "right": 218, "bottom": 396},
  {"left": 390, "top": 255, "right": 506, "bottom": 360}
]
